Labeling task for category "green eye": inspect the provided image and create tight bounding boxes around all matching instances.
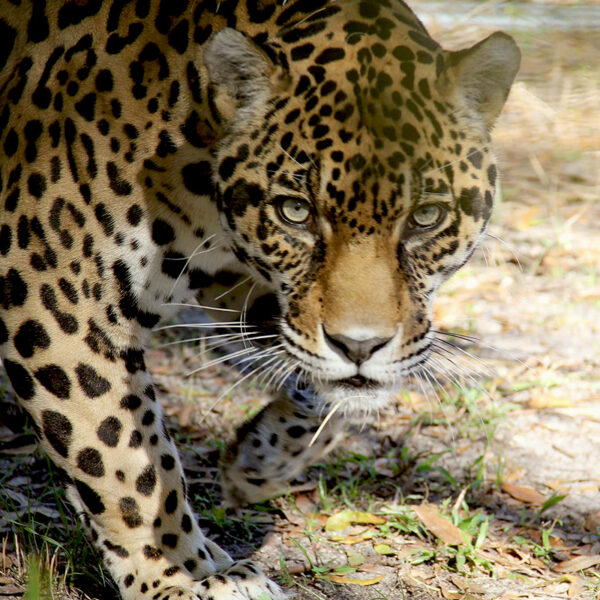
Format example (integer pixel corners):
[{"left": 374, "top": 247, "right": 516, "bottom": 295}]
[
  {"left": 277, "top": 197, "right": 312, "bottom": 225},
  {"left": 410, "top": 203, "right": 445, "bottom": 229}
]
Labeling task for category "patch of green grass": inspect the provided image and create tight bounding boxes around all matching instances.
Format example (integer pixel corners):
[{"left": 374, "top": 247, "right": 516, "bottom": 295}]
[{"left": 0, "top": 453, "right": 111, "bottom": 598}]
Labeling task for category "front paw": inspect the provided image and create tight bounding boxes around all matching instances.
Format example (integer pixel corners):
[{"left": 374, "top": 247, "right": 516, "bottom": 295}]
[{"left": 194, "top": 560, "right": 286, "bottom": 599}]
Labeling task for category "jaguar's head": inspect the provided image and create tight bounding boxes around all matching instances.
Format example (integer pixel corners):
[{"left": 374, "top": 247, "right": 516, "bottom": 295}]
[{"left": 203, "top": 7, "right": 519, "bottom": 410}]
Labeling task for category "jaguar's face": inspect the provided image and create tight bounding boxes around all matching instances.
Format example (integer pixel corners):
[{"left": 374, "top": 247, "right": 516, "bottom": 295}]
[{"left": 205, "top": 20, "right": 519, "bottom": 409}]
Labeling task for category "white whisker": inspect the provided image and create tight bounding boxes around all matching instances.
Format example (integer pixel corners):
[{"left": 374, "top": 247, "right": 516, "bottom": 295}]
[
  {"left": 214, "top": 276, "right": 252, "bottom": 301},
  {"left": 309, "top": 397, "right": 345, "bottom": 447},
  {"left": 154, "top": 322, "right": 258, "bottom": 332},
  {"left": 185, "top": 346, "right": 260, "bottom": 376},
  {"left": 166, "top": 234, "right": 218, "bottom": 297},
  {"left": 161, "top": 302, "right": 240, "bottom": 313}
]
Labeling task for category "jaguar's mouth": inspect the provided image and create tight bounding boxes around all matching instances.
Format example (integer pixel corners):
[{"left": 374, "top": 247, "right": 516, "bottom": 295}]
[{"left": 335, "top": 375, "right": 378, "bottom": 389}]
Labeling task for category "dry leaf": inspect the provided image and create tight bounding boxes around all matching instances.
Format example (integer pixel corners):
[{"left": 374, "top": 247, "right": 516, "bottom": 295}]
[
  {"left": 347, "top": 551, "right": 365, "bottom": 566},
  {"left": 294, "top": 492, "right": 317, "bottom": 515},
  {"left": 411, "top": 504, "right": 472, "bottom": 546},
  {"left": 501, "top": 482, "right": 546, "bottom": 505},
  {"left": 562, "top": 574, "right": 585, "bottom": 597},
  {"left": 329, "top": 532, "right": 375, "bottom": 545},
  {"left": 373, "top": 543, "right": 395, "bottom": 555},
  {"left": 554, "top": 555, "right": 600, "bottom": 573},
  {"left": 325, "top": 573, "right": 385, "bottom": 586},
  {"left": 325, "top": 510, "right": 385, "bottom": 532},
  {"left": 440, "top": 585, "right": 464, "bottom": 600}
]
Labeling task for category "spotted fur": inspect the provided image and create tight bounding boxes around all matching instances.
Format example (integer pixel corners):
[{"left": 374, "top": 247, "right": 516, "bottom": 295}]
[{"left": 0, "top": 1, "right": 519, "bottom": 598}]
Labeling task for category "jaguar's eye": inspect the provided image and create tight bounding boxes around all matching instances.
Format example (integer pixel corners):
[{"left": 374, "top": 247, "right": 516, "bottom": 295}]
[
  {"left": 409, "top": 203, "right": 445, "bottom": 229},
  {"left": 277, "top": 197, "right": 312, "bottom": 226}
]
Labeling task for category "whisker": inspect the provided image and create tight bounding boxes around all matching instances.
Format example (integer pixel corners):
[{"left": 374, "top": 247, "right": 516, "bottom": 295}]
[
  {"left": 185, "top": 346, "right": 260, "bottom": 376},
  {"left": 154, "top": 322, "right": 258, "bottom": 332},
  {"left": 276, "top": 361, "right": 299, "bottom": 390},
  {"left": 486, "top": 232, "right": 523, "bottom": 272},
  {"left": 161, "top": 302, "right": 240, "bottom": 313},
  {"left": 432, "top": 338, "right": 493, "bottom": 375},
  {"left": 214, "top": 276, "right": 252, "bottom": 301},
  {"left": 309, "top": 397, "right": 345, "bottom": 447},
  {"left": 431, "top": 329, "right": 479, "bottom": 344},
  {"left": 166, "top": 233, "right": 218, "bottom": 297},
  {"left": 240, "top": 282, "right": 257, "bottom": 350}
]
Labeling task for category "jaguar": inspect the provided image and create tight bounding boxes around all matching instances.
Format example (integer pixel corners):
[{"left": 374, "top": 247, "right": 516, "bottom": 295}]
[{"left": 0, "top": 0, "right": 520, "bottom": 598}]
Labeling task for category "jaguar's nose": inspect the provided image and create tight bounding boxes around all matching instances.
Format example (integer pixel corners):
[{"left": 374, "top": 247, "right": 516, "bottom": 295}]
[{"left": 323, "top": 327, "right": 392, "bottom": 365}]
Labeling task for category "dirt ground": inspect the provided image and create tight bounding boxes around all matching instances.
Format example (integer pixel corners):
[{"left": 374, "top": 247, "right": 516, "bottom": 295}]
[{"left": 1, "top": 3, "right": 600, "bottom": 600}]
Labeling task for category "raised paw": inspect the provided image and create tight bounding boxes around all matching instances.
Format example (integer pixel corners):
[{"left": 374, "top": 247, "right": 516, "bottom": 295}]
[{"left": 193, "top": 560, "right": 286, "bottom": 600}]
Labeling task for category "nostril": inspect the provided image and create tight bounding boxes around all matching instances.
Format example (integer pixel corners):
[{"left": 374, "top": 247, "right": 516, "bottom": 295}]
[{"left": 323, "top": 327, "right": 393, "bottom": 365}]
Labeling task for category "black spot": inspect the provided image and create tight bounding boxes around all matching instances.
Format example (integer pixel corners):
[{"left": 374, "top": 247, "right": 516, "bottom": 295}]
[
  {"left": 287, "top": 425, "right": 306, "bottom": 439},
  {"left": 129, "top": 430, "right": 143, "bottom": 447},
  {"left": 458, "top": 187, "right": 484, "bottom": 221},
  {"left": 97, "top": 416, "right": 122, "bottom": 447},
  {"left": 291, "top": 42, "right": 315, "bottom": 62},
  {"left": 106, "top": 162, "right": 132, "bottom": 195},
  {"left": 34, "top": 364, "right": 71, "bottom": 399},
  {"left": 94, "top": 204, "right": 114, "bottom": 236},
  {"left": 161, "top": 251, "right": 186, "bottom": 279},
  {"left": 184, "top": 559, "right": 197, "bottom": 573},
  {"left": 315, "top": 47, "right": 345, "bottom": 64},
  {"left": 77, "top": 447, "right": 105, "bottom": 477},
  {"left": 467, "top": 148, "right": 483, "bottom": 169},
  {"left": 126, "top": 204, "right": 143, "bottom": 226},
  {"left": 14, "top": 320, "right": 50, "bottom": 358},
  {"left": 120, "top": 394, "right": 142, "bottom": 410},
  {"left": 74, "top": 478, "right": 105, "bottom": 514},
  {"left": 156, "top": 130, "right": 177, "bottom": 157},
  {"left": 42, "top": 410, "right": 72, "bottom": 458},
  {"left": 168, "top": 18, "right": 189, "bottom": 54},
  {"left": 120, "top": 496, "right": 143, "bottom": 528},
  {"left": 151, "top": 219, "right": 175, "bottom": 245},
  {"left": 181, "top": 161, "right": 212, "bottom": 196},
  {"left": 0, "top": 316, "right": 7, "bottom": 345},
  {"left": 32, "top": 46, "right": 65, "bottom": 109},
  {"left": 3, "top": 359, "right": 35, "bottom": 400},
  {"left": 141, "top": 410, "right": 155, "bottom": 426},
  {"left": 136, "top": 465, "right": 156, "bottom": 495},
  {"left": 95, "top": 69, "right": 113, "bottom": 92},
  {"left": 0, "top": 268, "right": 28, "bottom": 309},
  {"left": 104, "top": 539, "right": 129, "bottom": 558},
  {"left": 58, "top": 278, "right": 78, "bottom": 304},
  {"left": 181, "top": 514, "right": 192, "bottom": 533},
  {"left": 161, "top": 533, "right": 178, "bottom": 548},
  {"left": 0, "top": 19, "right": 17, "bottom": 70},
  {"left": 74, "top": 92, "right": 97, "bottom": 121},
  {"left": 75, "top": 363, "right": 111, "bottom": 398},
  {"left": 143, "top": 545, "right": 162, "bottom": 560},
  {"left": 487, "top": 164, "right": 497, "bottom": 187},
  {"left": 120, "top": 348, "right": 145, "bottom": 373},
  {"left": 401, "top": 123, "right": 420, "bottom": 142},
  {"left": 164, "top": 490, "right": 178, "bottom": 514},
  {"left": 0, "top": 225, "right": 11, "bottom": 255},
  {"left": 161, "top": 454, "right": 175, "bottom": 470}
]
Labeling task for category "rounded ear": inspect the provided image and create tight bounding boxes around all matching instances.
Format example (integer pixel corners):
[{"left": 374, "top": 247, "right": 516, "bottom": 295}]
[
  {"left": 437, "top": 32, "right": 521, "bottom": 130},
  {"left": 203, "top": 28, "right": 282, "bottom": 121}
]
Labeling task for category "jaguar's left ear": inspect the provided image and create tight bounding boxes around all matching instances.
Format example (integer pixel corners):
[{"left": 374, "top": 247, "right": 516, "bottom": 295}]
[
  {"left": 437, "top": 32, "right": 521, "bottom": 130},
  {"left": 203, "top": 28, "right": 289, "bottom": 122}
]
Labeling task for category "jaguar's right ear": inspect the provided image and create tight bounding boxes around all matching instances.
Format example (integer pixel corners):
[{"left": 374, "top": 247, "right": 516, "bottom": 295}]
[{"left": 204, "top": 28, "right": 288, "bottom": 121}]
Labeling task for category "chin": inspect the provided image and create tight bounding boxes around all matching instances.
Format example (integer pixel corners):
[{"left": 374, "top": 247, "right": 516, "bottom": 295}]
[{"left": 314, "top": 378, "right": 399, "bottom": 415}]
